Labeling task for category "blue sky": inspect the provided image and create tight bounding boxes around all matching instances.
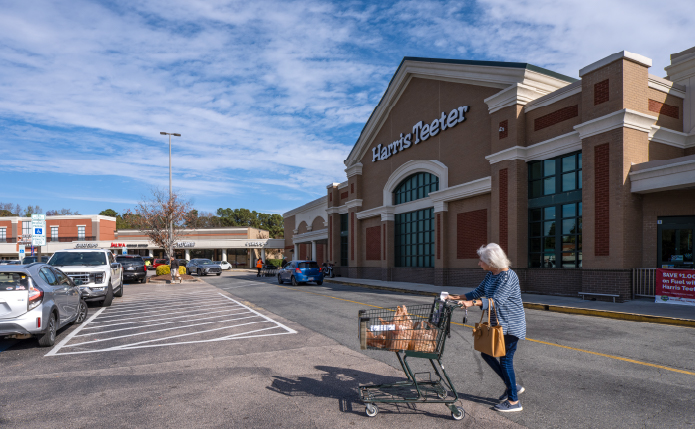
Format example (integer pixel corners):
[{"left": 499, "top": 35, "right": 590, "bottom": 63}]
[{"left": 1, "top": 0, "right": 692, "bottom": 217}]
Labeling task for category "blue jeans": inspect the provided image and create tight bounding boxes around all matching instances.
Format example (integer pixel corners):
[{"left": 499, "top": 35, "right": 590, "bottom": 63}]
[{"left": 480, "top": 334, "right": 520, "bottom": 401}]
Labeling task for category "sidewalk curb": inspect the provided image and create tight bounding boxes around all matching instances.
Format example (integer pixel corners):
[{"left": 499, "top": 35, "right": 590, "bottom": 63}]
[{"left": 325, "top": 279, "right": 695, "bottom": 328}]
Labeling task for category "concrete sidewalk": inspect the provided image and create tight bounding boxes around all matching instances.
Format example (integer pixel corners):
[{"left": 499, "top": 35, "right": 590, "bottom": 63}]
[{"left": 325, "top": 277, "right": 695, "bottom": 327}]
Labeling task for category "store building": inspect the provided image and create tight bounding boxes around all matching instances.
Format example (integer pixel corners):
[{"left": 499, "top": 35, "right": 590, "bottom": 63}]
[
  {"left": 283, "top": 196, "right": 329, "bottom": 265},
  {"left": 285, "top": 46, "right": 695, "bottom": 301},
  {"left": 0, "top": 215, "right": 284, "bottom": 267}
]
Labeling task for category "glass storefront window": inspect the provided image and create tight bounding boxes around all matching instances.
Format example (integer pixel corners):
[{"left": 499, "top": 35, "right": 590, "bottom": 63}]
[
  {"left": 394, "top": 173, "right": 439, "bottom": 205},
  {"left": 658, "top": 217, "right": 695, "bottom": 268},
  {"left": 395, "top": 208, "right": 434, "bottom": 268},
  {"left": 528, "top": 150, "right": 582, "bottom": 269}
]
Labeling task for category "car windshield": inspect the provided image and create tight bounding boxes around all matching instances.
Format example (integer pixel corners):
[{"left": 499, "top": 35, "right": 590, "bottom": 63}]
[
  {"left": 155, "top": 259, "right": 168, "bottom": 264},
  {"left": 48, "top": 252, "right": 107, "bottom": 267},
  {"left": 199, "top": 259, "right": 214, "bottom": 265},
  {"left": 299, "top": 262, "right": 319, "bottom": 269},
  {"left": 0, "top": 272, "right": 30, "bottom": 291},
  {"left": 117, "top": 257, "right": 143, "bottom": 265}
]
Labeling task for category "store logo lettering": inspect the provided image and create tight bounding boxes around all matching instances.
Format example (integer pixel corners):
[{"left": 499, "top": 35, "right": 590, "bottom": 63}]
[{"left": 372, "top": 105, "right": 469, "bottom": 162}]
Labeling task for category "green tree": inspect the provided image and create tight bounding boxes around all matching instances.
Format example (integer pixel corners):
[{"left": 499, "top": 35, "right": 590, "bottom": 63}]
[
  {"left": 99, "top": 209, "right": 118, "bottom": 217},
  {"left": 216, "top": 208, "right": 283, "bottom": 238}
]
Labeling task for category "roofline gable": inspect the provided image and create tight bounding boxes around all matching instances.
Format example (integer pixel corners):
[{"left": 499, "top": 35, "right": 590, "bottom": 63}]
[{"left": 344, "top": 57, "right": 576, "bottom": 167}]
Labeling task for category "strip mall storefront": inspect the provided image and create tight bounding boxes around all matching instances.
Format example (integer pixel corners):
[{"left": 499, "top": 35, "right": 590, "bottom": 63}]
[
  {"left": 286, "top": 47, "right": 695, "bottom": 301},
  {"left": 0, "top": 217, "right": 284, "bottom": 267}
]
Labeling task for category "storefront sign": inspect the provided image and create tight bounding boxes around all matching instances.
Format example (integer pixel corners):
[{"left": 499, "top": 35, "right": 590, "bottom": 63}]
[
  {"left": 76, "top": 243, "right": 99, "bottom": 248},
  {"left": 175, "top": 241, "right": 195, "bottom": 248},
  {"left": 372, "top": 105, "right": 469, "bottom": 162},
  {"left": 126, "top": 243, "right": 150, "bottom": 248},
  {"left": 655, "top": 268, "right": 695, "bottom": 306},
  {"left": 245, "top": 241, "right": 265, "bottom": 247},
  {"left": 110, "top": 243, "right": 126, "bottom": 248}
]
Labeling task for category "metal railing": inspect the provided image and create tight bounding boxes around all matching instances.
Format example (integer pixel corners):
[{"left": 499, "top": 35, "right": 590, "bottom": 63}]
[{"left": 632, "top": 268, "right": 656, "bottom": 298}]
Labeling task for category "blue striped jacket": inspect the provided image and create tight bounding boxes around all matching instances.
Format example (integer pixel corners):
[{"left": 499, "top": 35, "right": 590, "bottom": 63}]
[{"left": 465, "top": 270, "right": 526, "bottom": 340}]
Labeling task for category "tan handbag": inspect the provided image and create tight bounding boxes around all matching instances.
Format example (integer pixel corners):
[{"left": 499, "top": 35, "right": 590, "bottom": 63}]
[{"left": 472, "top": 299, "right": 506, "bottom": 357}]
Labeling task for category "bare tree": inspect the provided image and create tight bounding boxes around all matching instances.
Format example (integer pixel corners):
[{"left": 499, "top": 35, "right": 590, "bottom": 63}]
[{"left": 124, "top": 189, "right": 193, "bottom": 258}]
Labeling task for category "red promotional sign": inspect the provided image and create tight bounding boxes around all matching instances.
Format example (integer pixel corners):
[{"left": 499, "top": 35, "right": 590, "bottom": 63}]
[{"left": 655, "top": 268, "right": 695, "bottom": 306}]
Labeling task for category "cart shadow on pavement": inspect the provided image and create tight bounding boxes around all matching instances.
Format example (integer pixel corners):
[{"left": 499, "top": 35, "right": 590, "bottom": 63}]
[{"left": 266, "top": 365, "right": 499, "bottom": 418}]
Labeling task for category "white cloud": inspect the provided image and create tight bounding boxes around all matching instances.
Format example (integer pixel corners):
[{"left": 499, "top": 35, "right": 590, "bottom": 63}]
[{"left": 0, "top": 0, "right": 692, "bottom": 212}]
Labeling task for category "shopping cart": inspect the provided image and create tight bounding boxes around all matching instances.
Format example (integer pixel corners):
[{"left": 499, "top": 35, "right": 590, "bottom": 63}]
[{"left": 357, "top": 298, "right": 465, "bottom": 420}]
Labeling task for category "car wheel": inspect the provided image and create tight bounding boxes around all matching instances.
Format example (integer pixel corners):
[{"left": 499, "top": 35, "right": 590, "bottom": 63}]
[
  {"left": 186, "top": 268, "right": 190, "bottom": 275},
  {"left": 216, "top": 273, "right": 221, "bottom": 276},
  {"left": 37, "top": 312, "right": 57, "bottom": 347},
  {"left": 316, "top": 280, "right": 323, "bottom": 286},
  {"left": 74, "top": 299, "right": 88, "bottom": 324},
  {"left": 114, "top": 277, "right": 124, "bottom": 297},
  {"left": 197, "top": 268, "right": 201, "bottom": 276},
  {"left": 278, "top": 274, "right": 284, "bottom": 285},
  {"left": 101, "top": 283, "right": 114, "bottom": 307},
  {"left": 291, "top": 276, "right": 298, "bottom": 286}
]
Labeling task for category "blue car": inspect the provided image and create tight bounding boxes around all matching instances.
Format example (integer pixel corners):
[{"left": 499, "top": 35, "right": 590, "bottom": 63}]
[{"left": 278, "top": 260, "right": 323, "bottom": 286}]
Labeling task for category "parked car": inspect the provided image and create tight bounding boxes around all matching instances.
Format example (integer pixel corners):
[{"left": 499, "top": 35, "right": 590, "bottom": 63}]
[
  {"left": 21, "top": 256, "right": 50, "bottom": 264},
  {"left": 47, "top": 249, "right": 124, "bottom": 307},
  {"left": 278, "top": 260, "right": 323, "bottom": 286},
  {"left": 186, "top": 259, "right": 222, "bottom": 276},
  {"left": 1, "top": 260, "right": 22, "bottom": 265},
  {"left": 116, "top": 255, "right": 147, "bottom": 284},
  {"left": 175, "top": 259, "right": 188, "bottom": 268},
  {"left": 0, "top": 264, "right": 88, "bottom": 347},
  {"left": 215, "top": 261, "right": 232, "bottom": 270},
  {"left": 152, "top": 259, "right": 169, "bottom": 270}
]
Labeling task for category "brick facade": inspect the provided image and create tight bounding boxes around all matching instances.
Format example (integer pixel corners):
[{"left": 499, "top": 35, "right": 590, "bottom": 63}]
[
  {"left": 533, "top": 105, "right": 579, "bottom": 131},
  {"left": 594, "top": 143, "right": 610, "bottom": 256},
  {"left": 648, "top": 99, "right": 679, "bottom": 119},
  {"left": 366, "top": 225, "right": 381, "bottom": 260},
  {"left": 308, "top": 50, "right": 695, "bottom": 302},
  {"left": 457, "top": 209, "right": 487, "bottom": 259},
  {"left": 499, "top": 168, "right": 508, "bottom": 254},
  {"left": 594, "top": 79, "right": 610, "bottom": 105}
]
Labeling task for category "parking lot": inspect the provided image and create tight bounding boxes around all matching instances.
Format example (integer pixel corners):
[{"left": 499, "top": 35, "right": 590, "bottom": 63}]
[
  {"left": 2, "top": 270, "right": 695, "bottom": 428},
  {"left": 0, "top": 273, "right": 517, "bottom": 429},
  {"left": 47, "top": 286, "right": 295, "bottom": 356}
]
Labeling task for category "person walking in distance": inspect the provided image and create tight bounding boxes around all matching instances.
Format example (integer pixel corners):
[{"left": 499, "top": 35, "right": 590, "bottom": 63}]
[
  {"left": 256, "top": 257, "right": 263, "bottom": 277},
  {"left": 170, "top": 256, "right": 180, "bottom": 284},
  {"left": 446, "top": 243, "right": 526, "bottom": 412}
]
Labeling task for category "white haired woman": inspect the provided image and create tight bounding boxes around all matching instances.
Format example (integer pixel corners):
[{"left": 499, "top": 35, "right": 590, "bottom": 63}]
[{"left": 446, "top": 243, "right": 526, "bottom": 412}]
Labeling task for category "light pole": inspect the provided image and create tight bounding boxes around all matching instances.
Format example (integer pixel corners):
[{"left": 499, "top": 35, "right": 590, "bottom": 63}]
[{"left": 160, "top": 132, "right": 181, "bottom": 265}]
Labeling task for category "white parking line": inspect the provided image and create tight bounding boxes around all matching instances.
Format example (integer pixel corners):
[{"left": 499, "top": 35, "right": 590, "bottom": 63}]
[
  {"left": 75, "top": 311, "right": 254, "bottom": 336},
  {"left": 45, "top": 308, "right": 105, "bottom": 357},
  {"left": 65, "top": 315, "right": 263, "bottom": 347},
  {"left": 81, "top": 307, "right": 251, "bottom": 329},
  {"left": 46, "top": 292, "right": 297, "bottom": 355},
  {"left": 107, "top": 293, "right": 222, "bottom": 309},
  {"left": 97, "top": 298, "right": 235, "bottom": 317},
  {"left": 90, "top": 303, "right": 241, "bottom": 323}
]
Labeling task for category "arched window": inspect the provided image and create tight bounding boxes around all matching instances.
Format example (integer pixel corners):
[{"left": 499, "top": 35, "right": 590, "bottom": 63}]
[{"left": 394, "top": 173, "right": 439, "bottom": 205}]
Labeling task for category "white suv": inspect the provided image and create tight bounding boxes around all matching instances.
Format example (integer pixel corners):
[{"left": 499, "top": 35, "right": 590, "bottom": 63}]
[{"left": 47, "top": 249, "right": 124, "bottom": 307}]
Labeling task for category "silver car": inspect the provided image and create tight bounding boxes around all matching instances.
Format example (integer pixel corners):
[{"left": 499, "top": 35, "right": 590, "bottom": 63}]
[
  {"left": 0, "top": 264, "right": 88, "bottom": 347},
  {"left": 186, "top": 259, "right": 222, "bottom": 276}
]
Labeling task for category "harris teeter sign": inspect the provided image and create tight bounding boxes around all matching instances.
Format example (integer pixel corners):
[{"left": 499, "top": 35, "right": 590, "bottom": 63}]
[
  {"left": 372, "top": 105, "right": 469, "bottom": 162},
  {"left": 655, "top": 268, "right": 695, "bottom": 306}
]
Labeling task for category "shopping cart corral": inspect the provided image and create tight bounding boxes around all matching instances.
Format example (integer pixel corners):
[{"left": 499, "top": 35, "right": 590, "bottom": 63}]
[
  {"left": 357, "top": 298, "right": 465, "bottom": 420},
  {"left": 261, "top": 265, "right": 279, "bottom": 277}
]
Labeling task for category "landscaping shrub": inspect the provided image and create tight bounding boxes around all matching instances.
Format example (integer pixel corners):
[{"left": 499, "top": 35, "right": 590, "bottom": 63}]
[
  {"left": 266, "top": 259, "right": 282, "bottom": 268},
  {"left": 155, "top": 265, "right": 186, "bottom": 276}
]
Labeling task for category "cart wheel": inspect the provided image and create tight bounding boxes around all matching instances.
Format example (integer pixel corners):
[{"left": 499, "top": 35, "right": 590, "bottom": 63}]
[
  {"left": 365, "top": 404, "right": 378, "bottom": 417},
  {"left": 437, "top": 390, "right": 447, "bottom": 399},
  {"left": 451, "top": 406, "right": 465, "bottom": 421}
]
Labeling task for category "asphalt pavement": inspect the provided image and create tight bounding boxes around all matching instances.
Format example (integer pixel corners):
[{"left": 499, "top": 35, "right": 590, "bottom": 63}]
[
  {"left": 0, "top": 273, "right": 516, "bottom": 428},
  {"left": 203, "top": 272, "right": 695, "bottom": 429}
]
